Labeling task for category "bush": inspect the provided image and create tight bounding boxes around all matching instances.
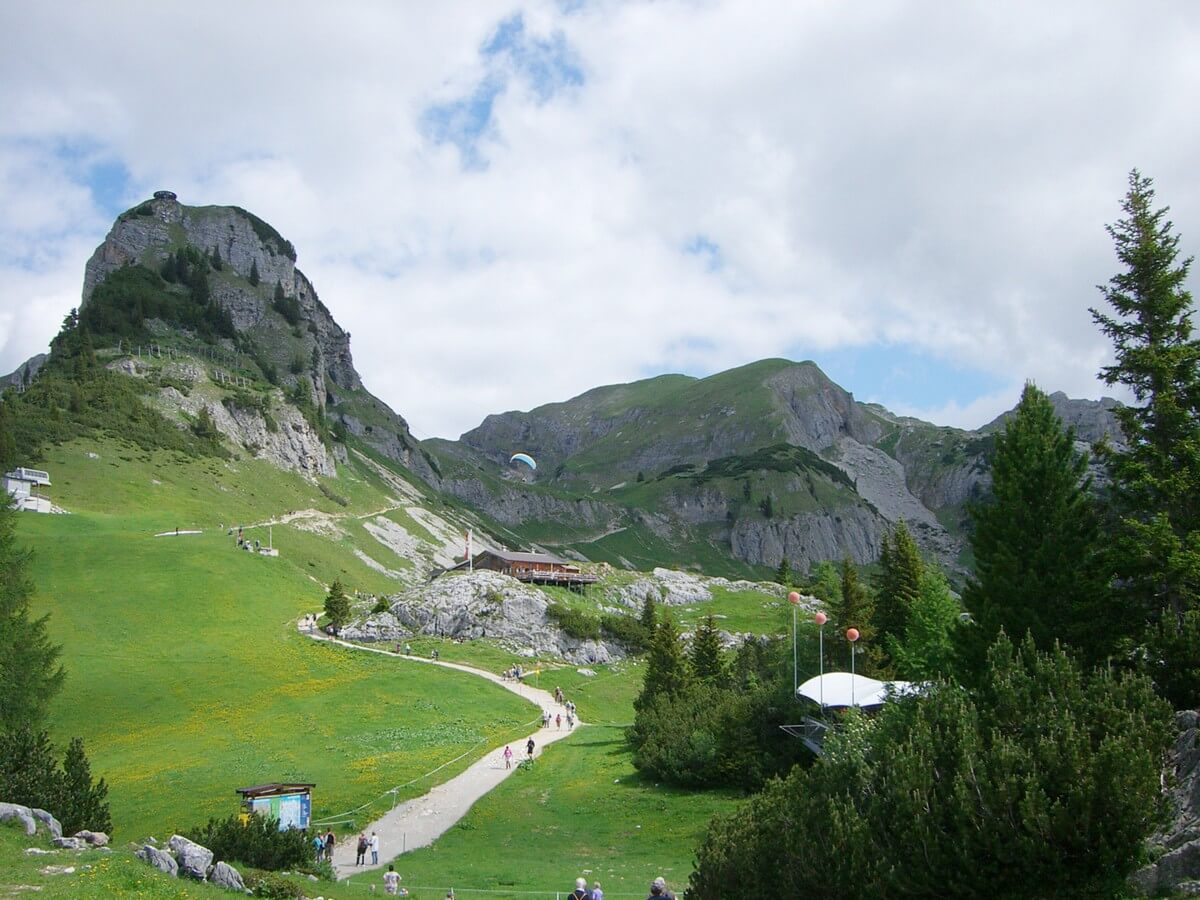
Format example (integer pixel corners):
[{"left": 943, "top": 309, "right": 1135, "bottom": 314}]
[
  {"left": 544, "top": 603, "right": 601, "bottom": 640},
  {"left": 598, "top": 613, "right": 649, "bottom": 652},
  {"left": 688, "top": 635, "right": 1175, "bottom": 899},
  {"left": 371, "top": 598, "right": 390, "bottom": 614},
  {"left": 246, "top": 872, "right": 306, "bottom": 898},
  {"left": 184, "top": 813, "right": 312, "bottom": 871}
]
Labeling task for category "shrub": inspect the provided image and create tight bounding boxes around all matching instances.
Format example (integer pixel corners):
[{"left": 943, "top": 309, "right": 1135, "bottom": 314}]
[
  {"left": 598, "top": 613, "right": 649, "bottom": 652},
  {"left": 318, "top": 483, "right": 348, "bottom": 507},
  {"left": 184, "top": 813, "right": 312, "bottom": 871},
  {"left": 688, "top": 634, "right": 1175, "bottom": 899},
  {"left": 246, "top": 872, "right": 306, "bottom": 898},
  {"left": 371, "top": 597, "right": 390, "bottom": 614},
  {"left": 544, "top": 603, "right": 601, "bottom": 640}
]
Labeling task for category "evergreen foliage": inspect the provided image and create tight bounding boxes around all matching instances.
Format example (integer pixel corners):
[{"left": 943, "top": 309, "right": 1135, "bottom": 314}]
[
  {"left": 323, "top": 579, "right": 351, "bottom": 632},
  {"left": 0, "top": 726, "right": 62, "bottom": 812},
  {"left": 84, "top": 257, "right": 233, "bottom": 342},
  {"left": 873, "top": 522, "right": 923, "bottom": 659},
  {"left": 1090, "top": 170, "right": 1200, "bottom": 705},
  {"left": 688, "top": 635, "right": 1173, "bottom": 899},
  {"left": 633, "top": 609, "right": 690, "bottom": 714},
  {"left": 0, "top": 400, "right": 17, "bottom": 473},
  {"left": 58, "top": 737, "right": 112, "bottom": 835},
  {"left": 0, "top": 502, "right": 65, "bottom": 731},
  {"left": 185, "top": 813, "right": 313, "bottom": 871},
  {"left": 638, "top": 593, "right": 657, "bottom": 634},
  {"left": 689, "top": 614, "right": 727, "bottom": 685},
  {"left": 774, "top": 556, "right": 792, "bottom": 587},
  {"left": 830, "top": 558, "right": 876, "bottom": 673},
  {"left": 249, "top": 259, "right": 260, "bottom": 287},
  {"left": 886, "top": 569, "right": 961, "bottom": 679},
  {"left": 961, "top": 383, "right": 1114, "bottom": 670},
  {"left": 191, "top": 405, "right": 222, "bottom": 442}
]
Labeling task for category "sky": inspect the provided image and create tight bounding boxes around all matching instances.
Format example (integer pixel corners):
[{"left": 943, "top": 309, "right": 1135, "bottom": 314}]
[{"left": 1, "top": 1, "right": 1198, "bottom": 440}]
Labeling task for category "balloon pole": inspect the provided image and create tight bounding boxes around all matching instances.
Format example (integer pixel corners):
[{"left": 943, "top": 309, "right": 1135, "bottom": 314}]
[
  {"left": 846, "top": 628, "right": 860, "bottom": 707},
  {"left": 787, "top": 592, "right": 801, "bottom": 698},
  {"left": 813, "top": 611, "right": 828, "bottom": 709}
]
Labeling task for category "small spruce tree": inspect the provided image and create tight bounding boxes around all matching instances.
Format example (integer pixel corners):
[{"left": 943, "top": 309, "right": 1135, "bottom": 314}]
[
  {"left": 689, "top": 614, "right": 726, "bottom": 685},
  {"left": 634, "top": 609, "right": 690, "bottom": 713},
  {"left": 58, "top": 737, "right": 112, "bottom": 835},
  {"left": 775, "top": 557, "right": 792, "bottom": 587},
  {"left": 324, "top": 579, "right": 351, "bottom": 632},
  {"left": 249, "top": 258, "right": 260, "bottom": 287}
]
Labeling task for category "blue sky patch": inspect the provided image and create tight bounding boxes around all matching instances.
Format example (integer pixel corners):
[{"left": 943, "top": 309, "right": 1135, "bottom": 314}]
[
  {"left": 422, "top": 13, "right": 584, "bottom": 167},
  {"left": 683, "top": 234, "right": 722, "bottom": 271}
]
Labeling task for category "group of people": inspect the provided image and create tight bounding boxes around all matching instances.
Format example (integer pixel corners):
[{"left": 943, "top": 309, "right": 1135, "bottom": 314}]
[
  {"left": 541, "top": 698, "right": 576, "bottom": 730},
  {"left": 354, "top": 830, "right": 381, "bottom": 866},
  {"left": 566, "top": 874, "right": 672, "bottom": 899},
  {"left": 311, "top": 829, "right": 337, "bottom": 862},
  {"left": 502, "top": 663, "right": 524, "bottom": 681}
]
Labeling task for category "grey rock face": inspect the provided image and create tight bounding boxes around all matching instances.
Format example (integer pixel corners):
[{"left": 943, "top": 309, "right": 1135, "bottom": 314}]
[
  {"left": 210, "top": 860, "right": 246, "bottom": 891},
  {"left": 766, "top": 364, "right": 884, "bottom": 450},
  {"left": 168, "top": 834, "right": 213, "bottom": 880},
  {"left": 137, "top": 843, "right": 179, "bottom": 877},
  {"left": 1130, "top": 709, "right": 1200, "bottom": 895},
  {"left": 730, "top": 506, "right": 886, "bottom": 570},
  {"left": 344, "top": 570, "right": 622, "bottom": 664},
  {"left": 52, "top": 836, "right": 85, "bottom": 849},
  {"left": 0, "top": 802, "right": 37, "bottom": 836}
]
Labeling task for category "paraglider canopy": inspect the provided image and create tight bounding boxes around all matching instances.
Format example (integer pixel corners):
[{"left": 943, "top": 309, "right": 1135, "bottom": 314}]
[{"left": 509, "top": 453, "right": 537, "bottom": 471}]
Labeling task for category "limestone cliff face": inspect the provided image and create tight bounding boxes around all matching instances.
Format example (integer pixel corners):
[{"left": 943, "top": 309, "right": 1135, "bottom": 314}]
[{"left": 81, "top": 194, "right": 359, "bottom": 392}]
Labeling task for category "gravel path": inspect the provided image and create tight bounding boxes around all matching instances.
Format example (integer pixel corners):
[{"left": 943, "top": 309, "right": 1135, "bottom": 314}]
[{"left": 299, "top": 621, "right": 582, "bottom": 881}]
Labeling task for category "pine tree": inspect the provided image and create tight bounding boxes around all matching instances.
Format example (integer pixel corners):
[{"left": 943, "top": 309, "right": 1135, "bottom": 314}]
[
  {"left": 0, "top": 726, "right": 62, "bottom": 811},
  {"left": 775, "top": 557, "right": 792, "bottom": 587},
  {"left": 274, "top": 280, "right": 286, "bottom": 303},
  {"left": 874, "top": 523, "right": 923, "bottom": 648},
  {"left": 961, "top": 383, "right": 1113, "bottom": 669},
  {"left": 1090, "top": 171, "right": 1200, "bottom": 703},
  {"left": 831, "top": 558, "right": 876, "bottom": 674},
  {"left": 59, "top": 737, "right": 111, "bottom": 835},
  {"left": 887, "top": 569, "right": 961, "bottom": 679},
  {"left": 210, "top": 245, "right": 224, "bottom": 270},
  {"left": 249, "top": 258, "right": 260, "bottom": 287},
  {"left": 689, "top": 614, "right": 726, "bottom": 685},
  {"left": 0, "top": 400, "right": 17, "bottom": 473},
  {"left": 639, "top": 593, "right": 657, "bottom": 634},
  {"left": 0, "top": 503, "right": 65, "bottom": 731},
  {"left": 634, "top": 608, "right": 690, "bottom": 712},
  {"left": 324, "top": 579, "right": 351, "bottom": 632}
]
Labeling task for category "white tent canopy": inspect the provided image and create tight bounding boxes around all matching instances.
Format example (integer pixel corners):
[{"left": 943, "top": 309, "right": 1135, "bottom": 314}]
[{"left": 797, "top": 672, "right": 922, "bottom": 708}]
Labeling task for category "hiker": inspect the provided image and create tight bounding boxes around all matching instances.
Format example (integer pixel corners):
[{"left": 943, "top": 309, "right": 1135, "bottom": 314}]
[
  {"left": 370, "top": 830, "right": 380, "bottom": 865},
  {"left": 567, "top": 711, "right": 574, "bottom": 729},
  {"left": 432, "top": 648, "right": 439, "bottom": 661},
  {"left": 323, "top": 830, "right": 335, "bottom": 862},
  {"left": 542, "top": 710, "right": 550, "bottom": 727},
  {"left": 526, "top": 737, "right": 535, "bottom": 761},
  {"left": 570, "top": 876, "right": 591, "bottom": 899},
  {"left": 503, "top": 745, "right": 513, "bottom": 769},
  {"left": 592, "top": 881, "right": 604, "bottom": 900},
  {"left": 311, "top": 831, "right": 324, "bottom": 861},
  {"left": 356, "top": 832, "right": 368, "bottom": 866},
  {"left": 383, "top": 864, "right": 403, "bottom": 895},
  {"left": 556, "top": 713, "right": 562, "bottom": 729},
  {"left": 647, "top": 876, "right": 676, "bottom": 899},
  {"left": 404, "top": 643, "right": 412, "bottom": 655}
]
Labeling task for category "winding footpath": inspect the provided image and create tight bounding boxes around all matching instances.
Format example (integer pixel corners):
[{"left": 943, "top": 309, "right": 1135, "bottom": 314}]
[{"left": 298, "top": 620, "right": 583, "bottom": 881}]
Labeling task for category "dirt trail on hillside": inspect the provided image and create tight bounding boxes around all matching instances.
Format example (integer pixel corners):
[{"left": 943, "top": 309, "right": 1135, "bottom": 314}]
[{"left": 299, "top": 623, "right": 582, "bottom": 882}]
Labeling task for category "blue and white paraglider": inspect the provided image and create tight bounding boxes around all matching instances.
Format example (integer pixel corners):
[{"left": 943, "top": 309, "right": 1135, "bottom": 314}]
[{"left": 509, "top": 452, "right": 537, "bottom": 471}]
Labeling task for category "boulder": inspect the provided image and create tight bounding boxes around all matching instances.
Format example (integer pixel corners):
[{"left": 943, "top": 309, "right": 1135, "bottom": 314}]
[
  {"left": 74, "top": 830, "right": 109, "bottom": 847},
  {"left": 136, "top": 844, "right": 178, "bottom": 877},
  {"left": 52, "top": 836, "right": 85, "bottom": 850},
  {"left": 30, "top": 807, "right": 62, "bottom": 839},
  {"left": 0, "top": 802, "right": 37, "bottom": 836},
  {"left": 168, "top": 834, "right": 213, "bottom": 880},
  {"left": 210, "top": 860, "right": 246, "bottom": 892}
]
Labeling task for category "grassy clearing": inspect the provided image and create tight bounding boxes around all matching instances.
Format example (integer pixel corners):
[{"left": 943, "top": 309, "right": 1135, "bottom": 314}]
[
  {"left": 341, "top": 727, "right": 741, "bottom": 899},
  {"left": 0, "top": 820, "right": 233, "bottom": 898},
  {"left": 18, "top": 440, "right": 537, "bottom": 843}
]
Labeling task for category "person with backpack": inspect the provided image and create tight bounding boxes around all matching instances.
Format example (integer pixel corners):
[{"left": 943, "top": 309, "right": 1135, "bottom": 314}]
[
  {"left": 569, "top": 876, "right": 591, "bottom": 899},
  {"left": 356, "top": 832, "right": 368, "bottom": 865},
  {"left": 647, "top": 876, "right": 676, "bottom": 899},
  {"left": 526, "top": 737, "right": 535, "bottom": 761},
  {"left": 323, "top": 830, "right": 335, "bottom": 862}
]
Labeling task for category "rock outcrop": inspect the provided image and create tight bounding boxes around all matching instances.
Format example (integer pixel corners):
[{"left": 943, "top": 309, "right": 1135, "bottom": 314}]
[
  {"left": 1130, "top": 709, "right": 1200, "bottom": 896},
  {"left": 136, "top": 843, "right": 178, "bottom": 876},
  {"left": 168, "top": 834, "right": 214, "bottom": 880},
  {"left": 210, "top": 860, "right": 246, "bottom": 891},
  {"left": 342, "top": 570, "right": 624, "bottom": 664}
]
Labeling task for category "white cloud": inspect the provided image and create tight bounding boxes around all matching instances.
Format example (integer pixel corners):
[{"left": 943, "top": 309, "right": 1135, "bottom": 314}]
[{"left": 1, "top": 1, "right": 1197, "bottom": 438}]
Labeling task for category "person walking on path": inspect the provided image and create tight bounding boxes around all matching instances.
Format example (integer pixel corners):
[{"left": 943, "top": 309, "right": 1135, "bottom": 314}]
[
  {"left": 503, "top": 745, "right": 513, "bottom": 769},
  {"left": 383, "top": 864, "right": 404, "bottom": 895},
  {"left": 555, "top": 713, "right": 562, "bottom": 729},
  {"left": 355, "top": 832, "right": 368, "bottom": 866},
  {"left": 526, "top": 737, "right": 535, "bottom": 761},
  {"left": 370, "top": 830, "right": 380, "bottom": 865},
  {"left": 569, "top": 876, "right": 591, "bottom": 899}
]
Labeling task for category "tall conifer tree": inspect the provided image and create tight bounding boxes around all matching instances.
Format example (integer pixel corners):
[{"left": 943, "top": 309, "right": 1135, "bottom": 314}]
[
  {"left": 961, "top": 383, "right": 1112, "bottom": 668},
  {"left": 1091, "top": 170, "right": 1200, "bottom": 703},
  {"left": 874, "top": 523, "right": 924, "bottom": 656},
  {"left": 634, "top": 608, "right": 690, "bottom": 712}
]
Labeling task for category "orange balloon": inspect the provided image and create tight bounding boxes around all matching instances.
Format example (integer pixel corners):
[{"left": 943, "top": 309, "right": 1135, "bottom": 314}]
[
  {"left": 787, "top": 591, "right": 801, "bottom": 605},
  {"left": 846, "top": 628, "right": 860, "bottom": 642}
]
